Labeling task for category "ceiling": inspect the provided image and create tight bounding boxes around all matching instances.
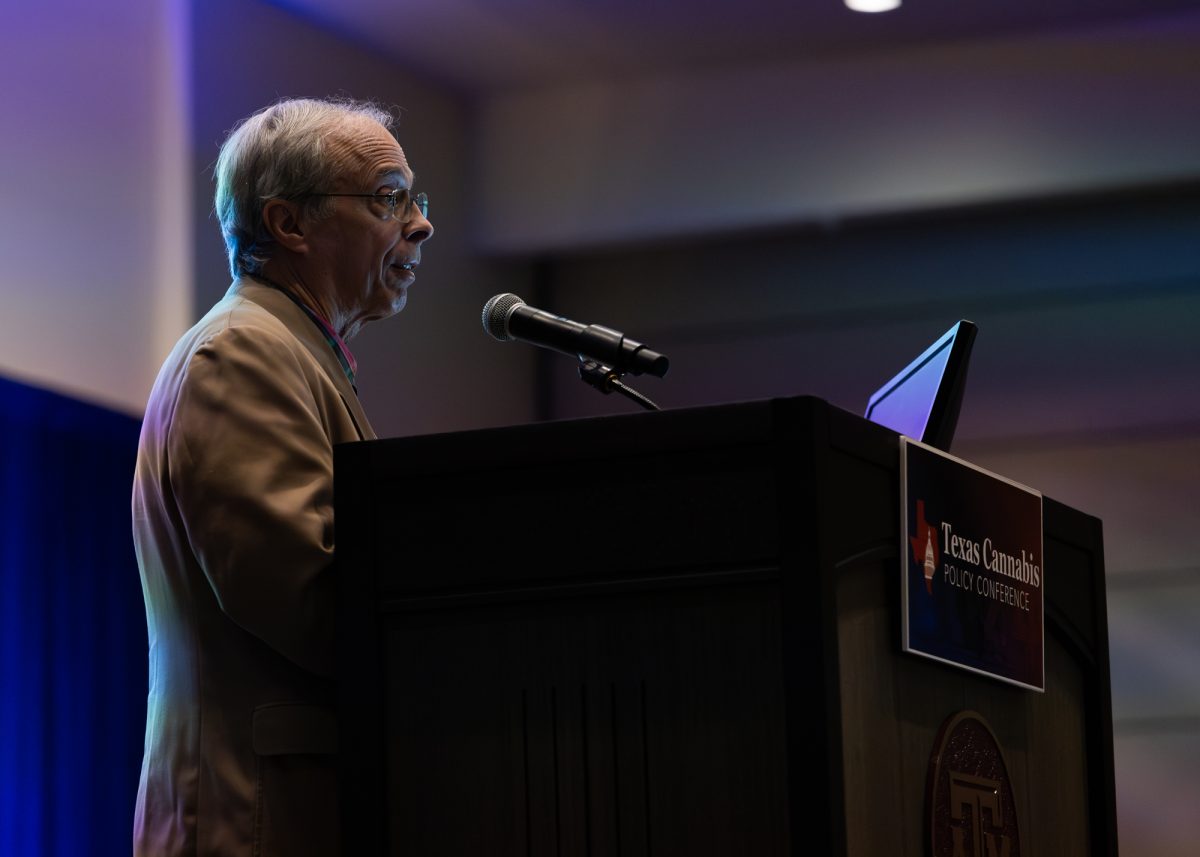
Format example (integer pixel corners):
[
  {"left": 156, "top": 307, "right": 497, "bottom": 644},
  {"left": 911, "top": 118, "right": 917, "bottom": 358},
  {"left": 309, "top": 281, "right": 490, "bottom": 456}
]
[{"left": 266, "top": 0, "right": 1200, "bottom": 94}]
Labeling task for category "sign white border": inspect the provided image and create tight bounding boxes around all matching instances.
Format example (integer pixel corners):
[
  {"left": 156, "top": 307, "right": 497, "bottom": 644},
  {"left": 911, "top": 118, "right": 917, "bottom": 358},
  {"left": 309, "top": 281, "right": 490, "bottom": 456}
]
[{"left": 900, "top": 436, "right": 1045, "bottom": 693}]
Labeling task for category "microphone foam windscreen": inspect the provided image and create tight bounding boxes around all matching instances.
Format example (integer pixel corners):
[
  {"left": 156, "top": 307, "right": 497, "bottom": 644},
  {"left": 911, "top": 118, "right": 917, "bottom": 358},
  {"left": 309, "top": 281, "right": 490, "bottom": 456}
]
[{"left": 481, "top": 293, "right": 525, "bottom": 341}]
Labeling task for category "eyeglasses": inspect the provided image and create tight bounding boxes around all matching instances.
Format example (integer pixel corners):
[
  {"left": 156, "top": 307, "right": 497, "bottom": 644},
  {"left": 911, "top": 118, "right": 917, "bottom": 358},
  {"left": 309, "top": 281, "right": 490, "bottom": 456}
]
[{"left": 308, "top": 188, "right": 430, "bottom": 223}]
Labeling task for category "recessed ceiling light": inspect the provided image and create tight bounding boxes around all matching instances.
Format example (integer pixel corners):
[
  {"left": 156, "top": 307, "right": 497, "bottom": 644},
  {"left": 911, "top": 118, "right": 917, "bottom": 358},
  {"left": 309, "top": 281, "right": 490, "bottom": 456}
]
[{"left": 845, "top": 0, "right": 902, "bottom": 12}]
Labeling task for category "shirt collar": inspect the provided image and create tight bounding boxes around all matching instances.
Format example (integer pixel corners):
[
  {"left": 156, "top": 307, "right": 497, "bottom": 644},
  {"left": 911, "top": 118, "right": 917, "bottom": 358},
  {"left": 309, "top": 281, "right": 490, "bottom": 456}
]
[{"left": 249, "top": 274, "right": 358, "bottom": 388}]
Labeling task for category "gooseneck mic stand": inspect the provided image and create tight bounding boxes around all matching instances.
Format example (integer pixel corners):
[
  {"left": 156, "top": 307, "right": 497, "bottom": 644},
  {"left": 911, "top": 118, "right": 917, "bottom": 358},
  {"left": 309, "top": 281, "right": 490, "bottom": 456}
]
[{"left": 577, "top": 358, "right": 662, "bottom": 411}]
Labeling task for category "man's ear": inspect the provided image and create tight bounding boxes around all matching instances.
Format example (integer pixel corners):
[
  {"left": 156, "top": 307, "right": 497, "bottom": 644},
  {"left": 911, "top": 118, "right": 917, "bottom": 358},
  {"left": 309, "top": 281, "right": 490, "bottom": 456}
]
[{"left": 262, "top": 198, "right": 308, "bottom": 254}]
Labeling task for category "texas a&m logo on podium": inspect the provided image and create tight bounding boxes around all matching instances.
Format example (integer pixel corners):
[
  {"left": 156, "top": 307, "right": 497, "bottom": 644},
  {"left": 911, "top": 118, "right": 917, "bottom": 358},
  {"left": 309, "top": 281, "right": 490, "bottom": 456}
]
[{"left": 927, "top": 711, "right": 1021, "bottom": 857}]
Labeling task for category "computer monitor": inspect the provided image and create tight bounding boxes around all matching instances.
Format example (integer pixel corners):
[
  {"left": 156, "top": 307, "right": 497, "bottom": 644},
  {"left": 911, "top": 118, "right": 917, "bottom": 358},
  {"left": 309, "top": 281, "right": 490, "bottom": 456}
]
[{"left": 864, "top": 320, "right": 977, "bottom": 452}]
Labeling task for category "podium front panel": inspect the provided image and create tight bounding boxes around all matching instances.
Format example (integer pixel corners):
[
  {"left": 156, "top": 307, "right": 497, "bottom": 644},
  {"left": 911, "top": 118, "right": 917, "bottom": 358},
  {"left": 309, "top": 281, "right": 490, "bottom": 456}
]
[{"left": 336, "top": 397, "right": 1115, "bottom": 856}]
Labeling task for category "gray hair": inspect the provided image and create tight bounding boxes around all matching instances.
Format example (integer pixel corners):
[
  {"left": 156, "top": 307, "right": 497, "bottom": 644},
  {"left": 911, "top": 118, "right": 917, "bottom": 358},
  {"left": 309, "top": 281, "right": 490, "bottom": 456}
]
[{"left": 214, "top": 97, "right": 397, "bottom": 278}]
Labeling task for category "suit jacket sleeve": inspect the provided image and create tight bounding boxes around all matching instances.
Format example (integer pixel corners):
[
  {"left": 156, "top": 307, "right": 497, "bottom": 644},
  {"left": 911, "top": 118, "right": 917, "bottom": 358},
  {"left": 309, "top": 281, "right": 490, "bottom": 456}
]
[{"left": 167, "top": 324, "right": 338, "bottom": 677}]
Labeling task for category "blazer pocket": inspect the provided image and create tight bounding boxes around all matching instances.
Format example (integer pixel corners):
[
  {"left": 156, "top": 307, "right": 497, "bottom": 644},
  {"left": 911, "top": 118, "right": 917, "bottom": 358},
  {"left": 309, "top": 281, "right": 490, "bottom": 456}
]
[{"left": 252, "top": 703, "right": 338, "bottom": 756}]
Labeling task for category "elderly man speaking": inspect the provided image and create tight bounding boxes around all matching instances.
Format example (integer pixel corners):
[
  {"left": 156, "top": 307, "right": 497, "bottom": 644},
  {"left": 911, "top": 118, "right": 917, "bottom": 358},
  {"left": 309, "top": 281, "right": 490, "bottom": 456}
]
[{"left": 132, "top": 98, "right": 433, "bottom": 857}]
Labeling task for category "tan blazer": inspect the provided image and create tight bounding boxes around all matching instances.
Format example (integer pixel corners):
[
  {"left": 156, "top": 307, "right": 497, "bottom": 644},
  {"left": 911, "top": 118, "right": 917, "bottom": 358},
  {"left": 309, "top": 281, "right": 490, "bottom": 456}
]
[{"left": 132, "top": 279, "right": 375, "bottom": 857}]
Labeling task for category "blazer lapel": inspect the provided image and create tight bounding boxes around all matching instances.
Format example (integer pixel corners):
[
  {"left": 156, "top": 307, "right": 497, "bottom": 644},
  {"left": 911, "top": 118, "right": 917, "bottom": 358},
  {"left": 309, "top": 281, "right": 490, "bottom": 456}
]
[
  {"left": 337, "top": 391, "right": 376, "bottom": 441},
  {"left": 232, "top": 279, "right": 377, "bottom": 441}
]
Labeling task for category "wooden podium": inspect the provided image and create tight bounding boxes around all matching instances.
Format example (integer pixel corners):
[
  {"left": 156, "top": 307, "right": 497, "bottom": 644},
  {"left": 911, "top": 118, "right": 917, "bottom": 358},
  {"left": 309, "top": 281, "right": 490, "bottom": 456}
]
[{"left": 335, "top": 396, "right": 1116, "bottom": 856}]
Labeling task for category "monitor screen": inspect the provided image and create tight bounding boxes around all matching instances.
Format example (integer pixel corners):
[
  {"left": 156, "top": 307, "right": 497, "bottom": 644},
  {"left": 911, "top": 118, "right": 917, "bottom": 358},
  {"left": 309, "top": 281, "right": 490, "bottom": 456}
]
[{"left": 865, "top": 320, "right": 977, "bottom": 451}]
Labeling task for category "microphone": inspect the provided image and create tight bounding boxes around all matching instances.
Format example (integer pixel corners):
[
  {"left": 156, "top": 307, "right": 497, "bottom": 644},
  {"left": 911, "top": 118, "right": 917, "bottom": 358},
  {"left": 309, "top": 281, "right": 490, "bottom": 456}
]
[{"left": 481, "top": 293, "right": 669, "bottom": 378}]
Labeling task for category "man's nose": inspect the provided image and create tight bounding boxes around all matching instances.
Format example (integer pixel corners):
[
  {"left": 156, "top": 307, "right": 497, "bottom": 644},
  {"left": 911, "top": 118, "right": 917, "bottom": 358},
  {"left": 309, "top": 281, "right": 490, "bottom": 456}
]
[{"left": 404, "top": 213, "right": 433, "bottom": 244}]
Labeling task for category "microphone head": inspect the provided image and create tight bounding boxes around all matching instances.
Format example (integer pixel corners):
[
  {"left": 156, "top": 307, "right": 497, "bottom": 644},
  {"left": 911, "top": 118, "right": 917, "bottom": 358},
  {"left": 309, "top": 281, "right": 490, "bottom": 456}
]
[{"left": 481, "top": 293, "right": 525, "bottom": 341}]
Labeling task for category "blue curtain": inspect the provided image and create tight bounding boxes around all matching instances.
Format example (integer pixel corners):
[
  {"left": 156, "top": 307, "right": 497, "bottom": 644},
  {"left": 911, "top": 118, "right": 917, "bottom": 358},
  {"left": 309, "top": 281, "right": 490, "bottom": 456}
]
[{"left": 0, "top": 375, "right": 147, "bottom": 857}]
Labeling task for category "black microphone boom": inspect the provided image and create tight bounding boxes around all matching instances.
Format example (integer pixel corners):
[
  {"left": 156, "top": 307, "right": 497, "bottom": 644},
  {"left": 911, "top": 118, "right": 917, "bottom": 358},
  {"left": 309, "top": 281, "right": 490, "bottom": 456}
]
[{"left": 481, "top": 293, "right": 669, "bottom": 378}]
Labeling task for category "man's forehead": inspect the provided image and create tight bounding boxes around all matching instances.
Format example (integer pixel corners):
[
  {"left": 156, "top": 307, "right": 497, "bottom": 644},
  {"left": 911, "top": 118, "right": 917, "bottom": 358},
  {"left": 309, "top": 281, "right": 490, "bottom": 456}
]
[{"left": 327, "top": 119, "right": 412, "bottom": 185}]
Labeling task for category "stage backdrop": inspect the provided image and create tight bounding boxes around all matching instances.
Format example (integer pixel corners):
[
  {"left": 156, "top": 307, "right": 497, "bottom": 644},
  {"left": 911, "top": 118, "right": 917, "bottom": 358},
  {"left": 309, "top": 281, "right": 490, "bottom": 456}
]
[{"left": 0, "top": 375, "right": 147, "bottom": 857}]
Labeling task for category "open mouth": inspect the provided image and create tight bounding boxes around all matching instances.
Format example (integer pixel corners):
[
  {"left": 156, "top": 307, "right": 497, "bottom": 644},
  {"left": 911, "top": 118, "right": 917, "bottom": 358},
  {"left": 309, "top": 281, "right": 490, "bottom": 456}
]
[{"left": 391, "top": 261, "right": 418, "bottom": 279}]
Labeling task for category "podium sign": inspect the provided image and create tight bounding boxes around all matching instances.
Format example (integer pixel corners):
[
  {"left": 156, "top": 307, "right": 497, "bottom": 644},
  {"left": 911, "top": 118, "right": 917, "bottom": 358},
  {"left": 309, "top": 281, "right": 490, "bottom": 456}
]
[{"left": 901, "top": 438, "right": 1045, "bottom": 691}]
